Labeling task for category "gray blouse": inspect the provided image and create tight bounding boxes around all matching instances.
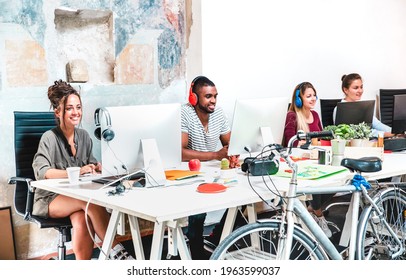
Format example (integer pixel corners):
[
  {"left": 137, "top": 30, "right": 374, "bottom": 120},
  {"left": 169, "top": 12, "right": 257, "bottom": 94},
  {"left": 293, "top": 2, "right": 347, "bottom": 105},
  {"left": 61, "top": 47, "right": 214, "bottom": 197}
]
[{"left": 32, "top": 127, "right": 98, "bottom": 217}]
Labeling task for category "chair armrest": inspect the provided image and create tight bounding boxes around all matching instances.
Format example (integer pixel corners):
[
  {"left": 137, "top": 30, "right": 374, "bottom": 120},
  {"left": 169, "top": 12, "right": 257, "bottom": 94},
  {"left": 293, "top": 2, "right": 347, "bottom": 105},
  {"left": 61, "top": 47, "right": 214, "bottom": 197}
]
[
  {"left": 8, "top": 177, "right": 35, "bottom": 221},
  {"left": 8, "top": 176, "right": 33, "bottom": 185}
]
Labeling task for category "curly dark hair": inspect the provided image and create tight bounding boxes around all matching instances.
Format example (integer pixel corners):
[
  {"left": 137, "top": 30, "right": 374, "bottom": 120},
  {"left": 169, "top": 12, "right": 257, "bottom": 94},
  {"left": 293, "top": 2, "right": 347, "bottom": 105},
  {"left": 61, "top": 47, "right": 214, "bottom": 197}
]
[{"left": 47, "top": 79, "right": 82, "bottom": 126}]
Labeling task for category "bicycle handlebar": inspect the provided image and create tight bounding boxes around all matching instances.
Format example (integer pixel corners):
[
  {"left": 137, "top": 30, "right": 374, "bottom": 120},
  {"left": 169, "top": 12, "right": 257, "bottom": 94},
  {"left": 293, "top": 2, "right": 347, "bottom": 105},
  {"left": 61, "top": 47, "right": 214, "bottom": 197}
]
[
  {"left": 262, "top": 130, "right": 334, "bottom": 167},
  {"left": 304, "top": 130, "right": 334, "bottom": 140},
  {"left": 264, "top": 130, "right": 334, "bottom": 170}
]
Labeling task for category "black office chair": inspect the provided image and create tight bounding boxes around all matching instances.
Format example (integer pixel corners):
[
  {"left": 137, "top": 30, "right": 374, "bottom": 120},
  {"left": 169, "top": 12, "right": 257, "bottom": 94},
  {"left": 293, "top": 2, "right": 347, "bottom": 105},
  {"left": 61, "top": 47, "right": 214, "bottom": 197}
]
[
  {"left": 379, "top": 89, "right": 406, "bottom": 127},
  {"left": 319, "top": 98, "right": 341, "bottom": 127},
  {"left": 8, "top": 111, "right": 72, "bottom": 260}
]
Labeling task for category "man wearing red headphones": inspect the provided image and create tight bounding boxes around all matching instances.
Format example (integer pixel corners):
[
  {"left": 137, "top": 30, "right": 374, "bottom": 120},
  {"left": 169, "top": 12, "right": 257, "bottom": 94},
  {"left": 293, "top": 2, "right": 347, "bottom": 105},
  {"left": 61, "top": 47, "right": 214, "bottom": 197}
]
[
  {"left": 181, "top": 75, "right": 231, "bottom": 161},
  {"left": 181, "top": 75, "right": 231, "bottom": 259}
]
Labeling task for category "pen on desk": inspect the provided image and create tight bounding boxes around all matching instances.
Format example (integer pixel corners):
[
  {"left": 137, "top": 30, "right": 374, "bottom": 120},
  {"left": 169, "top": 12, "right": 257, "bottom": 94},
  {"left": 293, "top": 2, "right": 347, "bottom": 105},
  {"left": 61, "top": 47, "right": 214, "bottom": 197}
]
[
  {"left": 175, "top": 174, "right": 198, "bottom": 180},
  {"left": 223, "top": 179, "right": 238, "bottom": 185},
  {"left": 168, "top": 179, "right": 205, "bottom": 187}
]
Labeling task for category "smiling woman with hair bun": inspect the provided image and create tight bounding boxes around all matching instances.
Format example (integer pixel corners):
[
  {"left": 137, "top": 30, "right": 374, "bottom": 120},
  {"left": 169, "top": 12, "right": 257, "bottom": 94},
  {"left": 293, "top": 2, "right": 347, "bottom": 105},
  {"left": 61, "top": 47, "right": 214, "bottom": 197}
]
[{"left": 32, "top": 79, "right": 134, "bottom": 260}]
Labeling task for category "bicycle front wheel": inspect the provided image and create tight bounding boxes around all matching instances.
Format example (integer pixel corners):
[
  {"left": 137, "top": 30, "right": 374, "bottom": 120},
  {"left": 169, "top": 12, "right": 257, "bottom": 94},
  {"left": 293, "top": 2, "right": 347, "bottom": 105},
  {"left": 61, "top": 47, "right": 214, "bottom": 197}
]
[
  {"left": 356, "top": 187, "right": 406, "bottom": 260},
  {"left": 210, "top": 220, "right": 328, "bottom": 260}
]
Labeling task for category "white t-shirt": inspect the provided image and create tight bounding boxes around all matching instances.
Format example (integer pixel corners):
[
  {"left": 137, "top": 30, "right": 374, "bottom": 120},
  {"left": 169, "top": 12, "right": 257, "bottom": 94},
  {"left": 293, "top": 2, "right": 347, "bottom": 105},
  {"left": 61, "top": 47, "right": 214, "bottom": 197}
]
[{"left": 181, "top": 103, "right": 230, "bottom": 152}]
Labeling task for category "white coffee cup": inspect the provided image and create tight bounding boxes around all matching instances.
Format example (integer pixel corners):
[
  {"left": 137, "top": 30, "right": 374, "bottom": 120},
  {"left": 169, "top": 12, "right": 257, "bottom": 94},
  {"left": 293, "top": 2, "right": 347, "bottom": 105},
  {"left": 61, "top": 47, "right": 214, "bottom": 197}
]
[{"left": 67, "top": 167, "right": 80, "bottom": 184}]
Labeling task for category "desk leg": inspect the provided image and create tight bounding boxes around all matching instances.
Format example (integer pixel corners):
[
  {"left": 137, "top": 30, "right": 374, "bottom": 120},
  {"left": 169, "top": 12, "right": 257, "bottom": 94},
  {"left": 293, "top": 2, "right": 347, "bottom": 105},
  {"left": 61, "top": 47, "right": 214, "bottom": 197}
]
[
  {"left": 220, "top": 207, "right": 238, "bottom": 242},
  {"left": 166, "top": 225, "right": 177, "bottom": 257},
  {"left": 175, "top": 225, "right": 191, "bottom": 260},
  {"left": 246, "top": 203, "right": 261, "bottom": 249},
  {"left": 339, "top": 192, "right": 360, "bottom": 260},
  {"left": 166, "top": 220, "right": 191, "bottom": 260},
  {"left": 98, "top": 209, "right": 120, "bottom": 260},
  {"left": 128, "top": 215, "right": 145, "bottom": 260},
  {"left": 220, "top": 204, "right": 256, "bottom": 242},
  {"left": 347, "top": 192, "right": 359, "bottom": 260},
  {"left": 149, "top": 222, "right": 166, "bottom": 260},
  {"left": 246, "top": 203, "right": 257, "bottom": 223}
]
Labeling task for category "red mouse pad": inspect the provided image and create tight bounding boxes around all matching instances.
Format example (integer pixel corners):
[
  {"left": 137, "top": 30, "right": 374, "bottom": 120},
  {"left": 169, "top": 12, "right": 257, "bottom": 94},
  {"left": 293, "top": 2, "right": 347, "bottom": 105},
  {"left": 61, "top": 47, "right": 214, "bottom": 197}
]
[{"left": 197, "top": 183, "right": 227, "bottom": 193}]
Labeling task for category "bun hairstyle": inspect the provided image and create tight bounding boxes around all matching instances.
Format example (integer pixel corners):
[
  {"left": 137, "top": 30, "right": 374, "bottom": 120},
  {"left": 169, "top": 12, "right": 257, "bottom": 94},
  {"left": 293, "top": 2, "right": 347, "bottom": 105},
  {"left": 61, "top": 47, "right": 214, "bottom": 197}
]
[
  {"left": 47, "top": 79, "right": 82, "bottom": 126},
  {"left": 341, "top": 73, "right": 362, "bottom": 93},
  {"left": 48, "top": 79, "right": 81, "bottom": 110}
]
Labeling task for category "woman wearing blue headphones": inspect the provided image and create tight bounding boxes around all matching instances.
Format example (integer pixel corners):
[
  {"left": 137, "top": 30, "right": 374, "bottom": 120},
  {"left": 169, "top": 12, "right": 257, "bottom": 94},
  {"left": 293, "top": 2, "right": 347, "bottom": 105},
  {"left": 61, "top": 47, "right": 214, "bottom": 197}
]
[
  {"left": 282, "top": 82, "right": 333, "bottom": 238},
  {"left": 282, "top": 82, "right": 323, "bottom": 147}
]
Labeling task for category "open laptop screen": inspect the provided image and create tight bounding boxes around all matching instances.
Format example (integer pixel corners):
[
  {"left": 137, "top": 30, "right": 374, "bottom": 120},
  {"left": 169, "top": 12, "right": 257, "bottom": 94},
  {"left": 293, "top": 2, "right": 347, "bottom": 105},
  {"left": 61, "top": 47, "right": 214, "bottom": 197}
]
[{"left": 335, "top": 100, "right": 375, "bottom": 126}]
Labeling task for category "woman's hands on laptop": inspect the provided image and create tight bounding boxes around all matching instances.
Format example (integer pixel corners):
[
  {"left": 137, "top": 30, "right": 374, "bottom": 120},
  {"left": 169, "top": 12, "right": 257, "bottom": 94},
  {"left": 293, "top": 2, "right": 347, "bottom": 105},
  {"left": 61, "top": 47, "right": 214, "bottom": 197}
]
[{"left": 80, "top": 162, "right": 102, "bottom": 175}]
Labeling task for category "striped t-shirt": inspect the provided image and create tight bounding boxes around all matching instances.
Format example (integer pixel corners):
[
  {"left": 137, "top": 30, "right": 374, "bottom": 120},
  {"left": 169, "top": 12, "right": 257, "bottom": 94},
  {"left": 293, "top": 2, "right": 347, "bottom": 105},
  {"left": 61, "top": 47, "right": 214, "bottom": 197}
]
[{"left": 181, "top": 103, "right": 230, "bottom": 152}]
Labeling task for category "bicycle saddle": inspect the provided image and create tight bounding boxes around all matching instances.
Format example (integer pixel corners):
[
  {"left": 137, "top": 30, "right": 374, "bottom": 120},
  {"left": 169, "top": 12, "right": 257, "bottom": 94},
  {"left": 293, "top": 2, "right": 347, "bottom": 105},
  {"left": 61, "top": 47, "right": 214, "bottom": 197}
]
[{"left": 341, "top": 157, "right": 382, "bottom": 173}]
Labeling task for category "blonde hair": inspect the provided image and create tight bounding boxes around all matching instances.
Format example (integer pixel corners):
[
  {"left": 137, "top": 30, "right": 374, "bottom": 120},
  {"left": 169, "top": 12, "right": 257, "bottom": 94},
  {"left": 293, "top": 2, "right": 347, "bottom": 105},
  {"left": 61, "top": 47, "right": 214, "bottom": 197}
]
[{"left": 288, "top": 82, "right": 317, "bottom": 133}]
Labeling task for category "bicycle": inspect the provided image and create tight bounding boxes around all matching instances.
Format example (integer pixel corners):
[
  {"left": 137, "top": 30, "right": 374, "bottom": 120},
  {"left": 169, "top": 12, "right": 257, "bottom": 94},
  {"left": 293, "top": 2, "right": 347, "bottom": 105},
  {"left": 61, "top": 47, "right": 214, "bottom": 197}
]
[{"left": 210, "top": 131, "right": 406, "bottom": 260}]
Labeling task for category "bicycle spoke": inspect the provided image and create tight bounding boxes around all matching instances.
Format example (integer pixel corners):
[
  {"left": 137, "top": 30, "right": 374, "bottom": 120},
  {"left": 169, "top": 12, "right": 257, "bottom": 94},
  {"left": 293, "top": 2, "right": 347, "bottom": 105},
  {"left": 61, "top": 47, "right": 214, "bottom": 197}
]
[
  {"left": 357, "top": 187, "right": 406, "bottom": 260},
  {"left": 210, "top": 221, "right": 328, "bottom": 260}
]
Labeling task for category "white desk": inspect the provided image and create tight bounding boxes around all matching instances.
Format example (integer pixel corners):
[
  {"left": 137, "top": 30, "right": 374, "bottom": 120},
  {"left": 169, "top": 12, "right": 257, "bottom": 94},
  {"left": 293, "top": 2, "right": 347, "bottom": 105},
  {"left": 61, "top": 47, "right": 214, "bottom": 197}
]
[{"left": 30, "top": 153, "right": 405, "bottom": 260}]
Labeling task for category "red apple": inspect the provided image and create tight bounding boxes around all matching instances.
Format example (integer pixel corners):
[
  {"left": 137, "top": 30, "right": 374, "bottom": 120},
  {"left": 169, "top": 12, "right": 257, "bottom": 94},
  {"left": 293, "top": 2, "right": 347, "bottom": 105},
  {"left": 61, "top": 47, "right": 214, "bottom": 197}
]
[{"left": 188, "top": 159, "right": 201, "bottom": 171}]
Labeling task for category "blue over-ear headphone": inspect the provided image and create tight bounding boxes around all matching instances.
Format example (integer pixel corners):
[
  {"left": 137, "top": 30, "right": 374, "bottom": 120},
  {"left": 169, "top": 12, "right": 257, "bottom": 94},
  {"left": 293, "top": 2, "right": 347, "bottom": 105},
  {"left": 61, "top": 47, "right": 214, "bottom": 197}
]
[
  {"left": 295, "top": 83, "right": 304, "bottom": 108},
  {"left": 295, "top": 82, "right": 317, "bottom": 108}
]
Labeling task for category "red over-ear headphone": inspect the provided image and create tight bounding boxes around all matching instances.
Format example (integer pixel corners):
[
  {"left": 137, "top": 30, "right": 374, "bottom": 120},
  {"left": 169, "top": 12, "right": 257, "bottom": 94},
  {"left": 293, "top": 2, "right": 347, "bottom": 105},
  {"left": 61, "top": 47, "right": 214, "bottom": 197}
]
[{"left": 188, "top": 76, "right": 205, "bottom": 106}]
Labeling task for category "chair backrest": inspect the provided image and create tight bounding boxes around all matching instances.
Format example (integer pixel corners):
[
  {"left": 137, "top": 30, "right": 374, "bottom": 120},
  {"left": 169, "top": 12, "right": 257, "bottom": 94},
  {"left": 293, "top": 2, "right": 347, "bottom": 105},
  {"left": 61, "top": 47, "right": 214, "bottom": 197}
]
[
  {"left": 379, "top": 89, "right": 406, "bottom": 127},
  {"left": 13, "top": 111, "right": 56, "bottom": 216},
  {"left": 319, "top": 99, "right": 341, "bottom": 127}
]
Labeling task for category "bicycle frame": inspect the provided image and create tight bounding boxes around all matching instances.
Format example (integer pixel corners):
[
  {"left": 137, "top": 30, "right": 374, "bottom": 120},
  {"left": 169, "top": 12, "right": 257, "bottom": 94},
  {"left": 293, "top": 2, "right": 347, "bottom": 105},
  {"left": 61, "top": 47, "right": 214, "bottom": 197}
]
[
  {"left": 273, "top": 132, "right": 404, "bottom": 260},
  {"left": 211, "top": 131, "right": 406, "bottom": 261}
]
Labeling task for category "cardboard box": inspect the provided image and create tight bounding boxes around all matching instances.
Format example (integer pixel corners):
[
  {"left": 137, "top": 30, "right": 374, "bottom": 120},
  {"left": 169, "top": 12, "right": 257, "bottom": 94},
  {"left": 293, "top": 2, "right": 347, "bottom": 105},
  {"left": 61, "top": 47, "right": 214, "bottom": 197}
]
[{"left": 318, "top": 146, "right": 384, "bottom": 161}]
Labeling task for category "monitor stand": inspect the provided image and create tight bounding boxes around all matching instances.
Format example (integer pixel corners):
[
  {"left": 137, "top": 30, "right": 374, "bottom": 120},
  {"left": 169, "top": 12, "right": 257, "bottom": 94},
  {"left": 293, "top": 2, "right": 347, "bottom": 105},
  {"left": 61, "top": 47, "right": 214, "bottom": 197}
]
[
  {"left": 141, "top": 138, "right": 166, "bottom": 187},
  {"left": 260, "top": 126, "right": 275, "bottom": 146}
]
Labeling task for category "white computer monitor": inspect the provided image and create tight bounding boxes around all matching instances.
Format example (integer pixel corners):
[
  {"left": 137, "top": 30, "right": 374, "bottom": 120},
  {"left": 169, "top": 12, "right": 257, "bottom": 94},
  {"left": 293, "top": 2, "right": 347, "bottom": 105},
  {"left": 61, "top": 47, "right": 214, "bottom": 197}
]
[
  {"left": 228, "top": 97, "right": 290, "bottom": 156},
  {"left": 99, "top": 103, "right": 182, "bottom": 186}
]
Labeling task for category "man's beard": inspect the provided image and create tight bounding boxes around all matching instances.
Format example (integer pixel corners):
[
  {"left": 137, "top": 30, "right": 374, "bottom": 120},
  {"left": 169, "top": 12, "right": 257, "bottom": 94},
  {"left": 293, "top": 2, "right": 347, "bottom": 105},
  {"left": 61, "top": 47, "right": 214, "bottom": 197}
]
[{"left": 197, "top": 103, "right": 214, "bottom": 114}]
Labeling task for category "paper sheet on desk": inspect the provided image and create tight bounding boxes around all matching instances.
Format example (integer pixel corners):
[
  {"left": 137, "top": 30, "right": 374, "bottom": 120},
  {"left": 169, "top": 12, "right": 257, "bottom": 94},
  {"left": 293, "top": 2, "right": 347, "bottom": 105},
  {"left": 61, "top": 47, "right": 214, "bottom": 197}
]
[
  {"left": 275, "top": 163, "right": 347, "bottom": 180},
  {"left": 165, "top": 170, "right": 203, "bottom": 180}
]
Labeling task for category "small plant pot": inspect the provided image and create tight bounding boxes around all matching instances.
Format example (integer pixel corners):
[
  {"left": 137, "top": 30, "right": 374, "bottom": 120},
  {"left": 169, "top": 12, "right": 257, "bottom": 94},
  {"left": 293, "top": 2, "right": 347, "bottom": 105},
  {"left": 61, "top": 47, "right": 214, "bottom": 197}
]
[
  {"left": 350, "top": 139, "right": 369, "bottom": 147},
  {"left": 320, "top": 139, "right": 331, "bottom": 146}
]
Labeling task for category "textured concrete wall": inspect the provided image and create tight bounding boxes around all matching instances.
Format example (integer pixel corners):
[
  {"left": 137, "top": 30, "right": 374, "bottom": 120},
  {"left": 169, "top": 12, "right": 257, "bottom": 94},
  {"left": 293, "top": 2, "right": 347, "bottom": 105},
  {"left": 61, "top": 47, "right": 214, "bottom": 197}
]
[
  {"left": 5, "top": 40, "right": 48, "bottom": 86},
  {"left": 0, "top": 0, "right": 189, "bottom": 259}
]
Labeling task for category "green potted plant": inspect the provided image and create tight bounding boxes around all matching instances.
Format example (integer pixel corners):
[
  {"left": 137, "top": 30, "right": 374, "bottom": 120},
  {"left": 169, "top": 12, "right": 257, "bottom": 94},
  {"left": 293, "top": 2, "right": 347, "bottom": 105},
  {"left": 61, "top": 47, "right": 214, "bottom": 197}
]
[
  {"left": 320, "top": 125, "right": 336, "bottom": 146},
  {"left": 349, "top": 122, "right": 372, "bottom": 147},
  {"left": 320, "top": 124, "right": 354, "bottom": 145}
]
